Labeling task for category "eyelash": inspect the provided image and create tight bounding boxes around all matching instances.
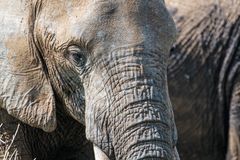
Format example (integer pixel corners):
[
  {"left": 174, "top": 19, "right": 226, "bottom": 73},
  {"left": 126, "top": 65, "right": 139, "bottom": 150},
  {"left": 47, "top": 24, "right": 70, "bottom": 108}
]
[
  {"left": 56, "top": 38, "right": 89, "bottom": 53},
  {"left": 66, "top": 45, "right": 88, "bottom": 68}
]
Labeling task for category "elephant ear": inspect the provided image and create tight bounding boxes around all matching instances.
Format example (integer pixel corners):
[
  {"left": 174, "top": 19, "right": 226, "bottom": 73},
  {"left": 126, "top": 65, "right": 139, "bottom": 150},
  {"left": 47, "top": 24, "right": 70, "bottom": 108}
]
[{"left": 0, "top": 1, "right": 56, "bottom": 132}]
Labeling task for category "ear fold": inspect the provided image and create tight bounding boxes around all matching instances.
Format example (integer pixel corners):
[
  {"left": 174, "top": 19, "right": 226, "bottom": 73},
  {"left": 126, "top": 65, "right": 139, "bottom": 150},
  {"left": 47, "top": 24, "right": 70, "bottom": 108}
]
[
  {"left": 0, "top": 1, "right": 56, "bottom": 132},
  {"left": 0, "top": 34, "right": 56, "bottom": 132}
]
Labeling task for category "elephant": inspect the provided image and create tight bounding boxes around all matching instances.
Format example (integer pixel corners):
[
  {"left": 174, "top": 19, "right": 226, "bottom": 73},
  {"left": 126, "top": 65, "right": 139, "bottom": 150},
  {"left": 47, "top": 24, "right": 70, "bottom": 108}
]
[
  {"left": 165, "top": 0, "right": 240, "bottom": 160},
  {"left": 0, "top": 0, "right": 179, "bottom": 159}
]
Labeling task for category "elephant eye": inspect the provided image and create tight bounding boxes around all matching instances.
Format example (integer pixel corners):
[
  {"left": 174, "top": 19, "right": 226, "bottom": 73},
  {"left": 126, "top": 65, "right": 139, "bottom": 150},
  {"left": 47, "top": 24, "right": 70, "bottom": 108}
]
[{"left": 67, "top": 45, "right": 87, "bottom": 68}]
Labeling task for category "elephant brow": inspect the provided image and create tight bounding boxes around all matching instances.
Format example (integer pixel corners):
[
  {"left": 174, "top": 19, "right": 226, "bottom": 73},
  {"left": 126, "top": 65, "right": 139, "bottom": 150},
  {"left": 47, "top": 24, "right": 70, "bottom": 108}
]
[{"left": 109, "top": 41, "right": 145, "bottom": 54}]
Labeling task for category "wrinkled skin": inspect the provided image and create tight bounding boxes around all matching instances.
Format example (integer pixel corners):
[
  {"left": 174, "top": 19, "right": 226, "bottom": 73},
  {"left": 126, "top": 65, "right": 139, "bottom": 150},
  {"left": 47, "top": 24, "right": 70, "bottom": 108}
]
[
  {"left": 0, "top": 0, "right": 178, "bottom": 159},
  {"left": 166, "top": 0, "right": 240, "bottom": 160}
]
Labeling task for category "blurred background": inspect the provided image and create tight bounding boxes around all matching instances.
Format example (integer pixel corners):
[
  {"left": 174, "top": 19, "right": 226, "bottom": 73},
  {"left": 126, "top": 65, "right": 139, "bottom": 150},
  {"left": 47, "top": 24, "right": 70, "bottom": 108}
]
[{"left": 166, "top": 0, "right": 240, "bottom": 159}]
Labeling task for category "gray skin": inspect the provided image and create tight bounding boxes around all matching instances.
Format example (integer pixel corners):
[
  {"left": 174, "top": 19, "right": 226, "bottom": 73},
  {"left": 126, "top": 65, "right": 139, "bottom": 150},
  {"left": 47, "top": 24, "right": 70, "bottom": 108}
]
[
  {"left": 166, "top": 0, "right": 240, "bottom": 160},
  {"left": 0, "top": 0, "right": 179, "bottom": 159}
]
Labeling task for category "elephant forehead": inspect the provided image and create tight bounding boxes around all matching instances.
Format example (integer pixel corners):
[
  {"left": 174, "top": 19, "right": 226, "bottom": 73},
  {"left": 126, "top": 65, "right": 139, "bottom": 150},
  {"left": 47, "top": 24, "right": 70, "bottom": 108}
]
[
  {"left": 36, "top": 1, "right": 119, "bottom": 47},
  {"left": 36, "top": 0, "right": 175, "bottom": 52}
]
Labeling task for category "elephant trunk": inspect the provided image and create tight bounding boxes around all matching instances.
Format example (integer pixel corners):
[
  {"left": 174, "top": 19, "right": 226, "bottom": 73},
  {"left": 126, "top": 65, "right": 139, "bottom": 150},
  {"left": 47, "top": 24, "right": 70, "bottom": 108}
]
[
  {"left": 112, "top": 88, "right": 174, "bottom": 159},
  {"left": 85, "top": 46, "right": 177, "bottom": 159}
]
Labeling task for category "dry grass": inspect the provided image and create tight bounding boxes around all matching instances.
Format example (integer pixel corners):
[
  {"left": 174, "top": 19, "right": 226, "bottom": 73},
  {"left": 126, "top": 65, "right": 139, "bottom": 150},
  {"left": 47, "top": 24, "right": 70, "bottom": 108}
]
[
  {"left": 0, "top": 123, "right": 6, "bottom": 145},
  {"left": 0, "top": 123, "right": 20, "bottom": 160}
]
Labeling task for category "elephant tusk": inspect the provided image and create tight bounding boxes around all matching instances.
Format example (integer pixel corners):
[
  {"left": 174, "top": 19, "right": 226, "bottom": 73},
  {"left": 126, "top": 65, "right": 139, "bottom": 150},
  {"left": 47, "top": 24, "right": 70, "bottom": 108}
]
[
  {"left": 93, "top": 144, "right": 110, "bottom": 160},
  {"left": 174, "top": 146, "right": 180, "bottom": 160}
]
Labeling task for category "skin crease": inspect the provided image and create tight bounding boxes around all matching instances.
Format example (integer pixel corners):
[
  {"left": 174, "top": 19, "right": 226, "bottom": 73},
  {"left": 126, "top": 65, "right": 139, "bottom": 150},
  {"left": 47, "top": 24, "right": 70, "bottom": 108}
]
[
  {"left": 166, "top": 0, "right": 240, "bottom": 160},
  {"left": 0, "top": 0, "right": 179, "bottom": 159}
]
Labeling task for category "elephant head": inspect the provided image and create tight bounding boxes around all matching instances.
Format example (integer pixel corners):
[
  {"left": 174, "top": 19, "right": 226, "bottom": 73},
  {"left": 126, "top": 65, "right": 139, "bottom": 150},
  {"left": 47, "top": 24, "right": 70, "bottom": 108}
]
[{"left": 0, "top": 0, "right": 178, "bottom": 159}]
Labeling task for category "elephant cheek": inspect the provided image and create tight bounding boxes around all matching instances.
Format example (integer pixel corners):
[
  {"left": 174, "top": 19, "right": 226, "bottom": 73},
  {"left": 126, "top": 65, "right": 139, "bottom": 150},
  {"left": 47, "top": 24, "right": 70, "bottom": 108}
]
[{"left": 84, "top": 72, "right": 114, "bottom": 158}]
